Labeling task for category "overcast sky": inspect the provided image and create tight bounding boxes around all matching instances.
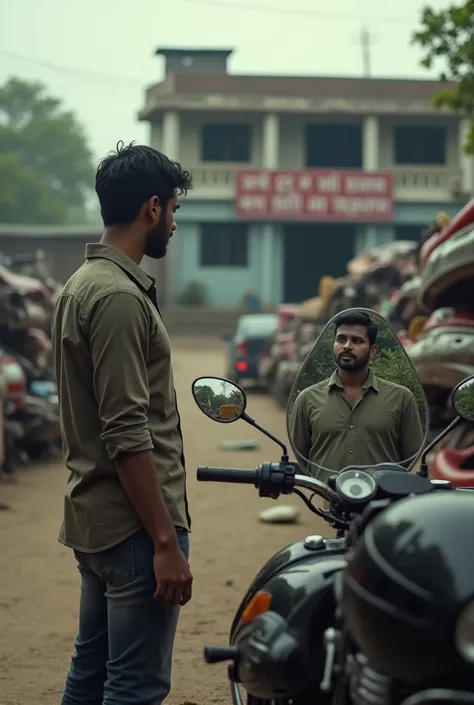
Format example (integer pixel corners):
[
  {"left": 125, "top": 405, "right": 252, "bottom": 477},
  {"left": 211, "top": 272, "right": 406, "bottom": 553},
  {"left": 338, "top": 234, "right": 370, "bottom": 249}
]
[
  {"left": 1, "top": 0, "right": 449, "bottom": 164},
  {"left": 195, "top": 378, "right": 236, "bottom": 395}
]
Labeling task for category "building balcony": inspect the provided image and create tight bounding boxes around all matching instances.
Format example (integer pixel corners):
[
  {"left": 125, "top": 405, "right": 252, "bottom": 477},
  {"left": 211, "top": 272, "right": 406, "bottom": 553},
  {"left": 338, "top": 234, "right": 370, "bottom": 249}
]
[
  {"left": 188, "top": 166, "right": 236, "bottom": 199},
  {"left": 185, "top": 165, "right": 463, "bottom": 203},
  {"left": 393, "top": 166, "right": 463, "bottom": 202}
]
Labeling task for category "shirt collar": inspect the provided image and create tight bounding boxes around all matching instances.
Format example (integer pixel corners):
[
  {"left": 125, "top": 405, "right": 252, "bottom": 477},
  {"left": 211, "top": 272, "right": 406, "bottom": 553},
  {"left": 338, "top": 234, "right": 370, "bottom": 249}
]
[
  {"left": 328, "top": 368, "right": 379, "bottom": 392},
  {"left": 85, "top": 243, "right": 155, "bottom": 292}
]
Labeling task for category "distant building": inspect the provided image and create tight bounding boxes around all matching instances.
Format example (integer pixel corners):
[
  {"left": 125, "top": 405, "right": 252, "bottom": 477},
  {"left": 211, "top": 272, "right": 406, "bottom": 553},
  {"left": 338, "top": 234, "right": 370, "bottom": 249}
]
[{"left": 139, "top": 47, "right": 474, "bottom": 307}]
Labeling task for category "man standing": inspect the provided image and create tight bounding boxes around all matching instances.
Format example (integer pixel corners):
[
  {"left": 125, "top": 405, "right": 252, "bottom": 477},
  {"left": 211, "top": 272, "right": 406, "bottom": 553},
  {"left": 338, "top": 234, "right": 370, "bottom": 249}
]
[
  {"left": 289, "top": 310, "right": 424, "bottom": 482},
  {"left": 52, "top": 142, "right": 193, "bottom": 705}
]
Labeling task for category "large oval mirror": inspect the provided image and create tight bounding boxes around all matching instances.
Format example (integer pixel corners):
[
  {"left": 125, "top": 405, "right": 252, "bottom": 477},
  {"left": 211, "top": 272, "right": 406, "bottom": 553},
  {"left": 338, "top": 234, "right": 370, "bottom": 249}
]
[
  {"left": 192, "top": 376, "right": 246, "bottom": 423},
  {"left": 452, "top": 376, "right": 474, "bottom": 423},
  {"left": 287, "top": 308, "right": 428, "bottom": 481}
]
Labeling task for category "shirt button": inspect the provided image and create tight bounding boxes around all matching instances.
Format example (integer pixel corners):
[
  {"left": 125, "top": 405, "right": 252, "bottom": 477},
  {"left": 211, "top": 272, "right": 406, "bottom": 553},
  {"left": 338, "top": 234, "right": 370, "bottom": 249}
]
[
  {"left": 349, "top": 450, "right": 354, "bottom": 454},
  {"left": 349, "top": 424, "right": 355, "bottom": 430}
]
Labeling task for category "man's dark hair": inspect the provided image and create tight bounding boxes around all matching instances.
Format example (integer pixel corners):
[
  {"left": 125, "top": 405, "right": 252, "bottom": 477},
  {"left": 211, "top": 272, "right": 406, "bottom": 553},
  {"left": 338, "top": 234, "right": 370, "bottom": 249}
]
[
  {"left": 95, "top": 141, "right": 193, "bottom": 226},
  {"left": 333, "top": 311, "right": 378, "bottom": 346}
]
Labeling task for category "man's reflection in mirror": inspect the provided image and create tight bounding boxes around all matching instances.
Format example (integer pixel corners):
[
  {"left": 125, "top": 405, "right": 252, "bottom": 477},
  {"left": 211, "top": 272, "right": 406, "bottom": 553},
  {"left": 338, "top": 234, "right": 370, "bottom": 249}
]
[{"left": 289, "top": 311, "right": 424, "bottom": 482}]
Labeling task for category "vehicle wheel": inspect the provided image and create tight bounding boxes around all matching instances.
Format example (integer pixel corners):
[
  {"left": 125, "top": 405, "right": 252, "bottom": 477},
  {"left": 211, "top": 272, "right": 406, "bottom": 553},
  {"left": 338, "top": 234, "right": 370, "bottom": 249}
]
[{"left": 21, "top": 441, "right": 48, "bottom": 460}]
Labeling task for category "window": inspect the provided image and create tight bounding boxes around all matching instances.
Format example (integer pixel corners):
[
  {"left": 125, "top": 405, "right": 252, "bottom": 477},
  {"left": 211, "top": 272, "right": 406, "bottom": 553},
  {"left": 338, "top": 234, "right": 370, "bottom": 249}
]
[
  {"left": 201, "top": 124, "right": 251, "bottom": 162},
  {"left": 306, "top": 123, "right": 363, "bottom": 168},
  {"left": 200, "top": 223, "right": 249, "bottom": 267},
  {"left": 394, "top": 126, "right": 446, "bottom": 165}
]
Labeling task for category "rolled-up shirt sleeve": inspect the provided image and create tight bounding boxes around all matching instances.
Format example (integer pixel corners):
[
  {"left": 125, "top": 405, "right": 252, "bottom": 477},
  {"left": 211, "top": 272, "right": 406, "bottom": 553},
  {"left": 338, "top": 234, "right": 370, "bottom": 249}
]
[
  {"left": 87, "top": 291, "right": 154, "bottom": 460},
  {"left": 400, "top": 390, "right": 425, "bottom": 463},
  {"left": 288, "top": 391, "right": 311, "bottom": 472}
]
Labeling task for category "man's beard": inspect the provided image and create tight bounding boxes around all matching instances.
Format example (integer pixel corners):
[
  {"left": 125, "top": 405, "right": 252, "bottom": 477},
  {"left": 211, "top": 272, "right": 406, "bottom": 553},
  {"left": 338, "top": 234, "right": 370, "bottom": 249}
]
[
  {"left": 144, "top": 214, "right": 170, "bottom": 260},
  {"left": 335, "top": 350, "right": 370, "bottom": 372}
]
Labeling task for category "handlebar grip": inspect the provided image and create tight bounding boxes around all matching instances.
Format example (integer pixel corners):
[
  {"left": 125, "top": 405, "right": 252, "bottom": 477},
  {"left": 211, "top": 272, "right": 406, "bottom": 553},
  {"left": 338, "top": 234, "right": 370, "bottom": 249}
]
[{"left": 197, "top": 466, "right": 259, "bottom": 485}]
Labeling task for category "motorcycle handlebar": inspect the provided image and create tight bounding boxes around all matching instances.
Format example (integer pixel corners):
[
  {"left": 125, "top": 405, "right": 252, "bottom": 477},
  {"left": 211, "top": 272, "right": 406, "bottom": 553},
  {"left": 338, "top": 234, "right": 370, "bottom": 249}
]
[
  {"left": 196, "top": 464, "right": 338, "bottom": 503},
  {"left": 197, "top": 466, "right": 259, "bottom": 485},
  {"left": 196, "top": 464, "right": 456, "bottom": 508}
]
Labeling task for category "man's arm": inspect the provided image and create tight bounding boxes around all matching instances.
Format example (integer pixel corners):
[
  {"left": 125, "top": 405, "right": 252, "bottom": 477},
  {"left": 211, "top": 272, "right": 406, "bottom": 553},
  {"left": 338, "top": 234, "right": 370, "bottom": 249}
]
[
  {"left": 88, "top": 291, "right": 192, "bottom": 606},
  {"left": 288, "top": 392, "right": 311, "bottom": 472},
  {"left": 399, "top": 391, "right": 425, "bottom": 463}
]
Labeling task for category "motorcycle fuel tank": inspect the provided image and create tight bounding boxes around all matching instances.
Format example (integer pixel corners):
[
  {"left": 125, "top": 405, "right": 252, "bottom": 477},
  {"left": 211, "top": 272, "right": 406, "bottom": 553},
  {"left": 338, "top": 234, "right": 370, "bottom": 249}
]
[
  {"left": 230, "top": 536, "right": 345, "bottom": 639},
  {"left": 230, "top": 537, "right": 346, "bottom": 701}
]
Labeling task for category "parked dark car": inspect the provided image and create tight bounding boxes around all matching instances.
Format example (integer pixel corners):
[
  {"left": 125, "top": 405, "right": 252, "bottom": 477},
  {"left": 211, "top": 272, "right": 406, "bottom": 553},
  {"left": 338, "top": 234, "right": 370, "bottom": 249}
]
[
  {"left": 258, "top": 304, "right": 300, "bottom": 392},
  {"left": 223, "top": 313, "right": 278, "bottom": 386}
]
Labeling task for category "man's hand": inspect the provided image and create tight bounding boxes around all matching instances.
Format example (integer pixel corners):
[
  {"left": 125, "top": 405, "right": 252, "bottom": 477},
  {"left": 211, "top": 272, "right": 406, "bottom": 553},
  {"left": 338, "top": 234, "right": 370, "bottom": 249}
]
[{"left": 153, "top": 543, "right": 193, "bottom": 607}]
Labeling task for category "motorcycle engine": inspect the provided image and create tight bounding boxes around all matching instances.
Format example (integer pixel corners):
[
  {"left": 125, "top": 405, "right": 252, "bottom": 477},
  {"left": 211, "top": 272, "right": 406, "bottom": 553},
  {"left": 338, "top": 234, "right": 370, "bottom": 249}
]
[{"left": 346, "top": 651, "right": 391, "bottom": 705}]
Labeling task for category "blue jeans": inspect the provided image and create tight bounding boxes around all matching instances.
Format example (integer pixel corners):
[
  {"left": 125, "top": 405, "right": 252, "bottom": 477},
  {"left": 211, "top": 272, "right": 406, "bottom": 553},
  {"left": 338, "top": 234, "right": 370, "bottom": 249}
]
[{"left": 61, "top": 528, "right": 190, "bottom": 705}]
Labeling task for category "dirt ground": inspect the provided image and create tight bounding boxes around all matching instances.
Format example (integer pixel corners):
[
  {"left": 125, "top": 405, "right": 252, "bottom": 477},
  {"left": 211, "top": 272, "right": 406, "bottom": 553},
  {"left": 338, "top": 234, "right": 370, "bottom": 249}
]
[{"left": 0, "top": 339, "right": 328, "bottom": 705}]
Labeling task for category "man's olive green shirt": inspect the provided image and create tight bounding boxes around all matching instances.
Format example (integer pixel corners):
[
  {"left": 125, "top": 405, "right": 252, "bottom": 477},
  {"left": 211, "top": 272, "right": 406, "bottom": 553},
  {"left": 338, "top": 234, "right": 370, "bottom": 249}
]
[
  {"left": 288, "top": 369, "right": 424, "bottom": 481},
  {"left": 52, "top": 244, "right": 191, "bottom": 553}
]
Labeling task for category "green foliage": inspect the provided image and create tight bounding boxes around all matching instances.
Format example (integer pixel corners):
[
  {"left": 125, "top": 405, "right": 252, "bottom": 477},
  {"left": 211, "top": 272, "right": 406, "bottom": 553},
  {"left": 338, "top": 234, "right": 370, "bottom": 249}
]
[
  {"left": 0, "top": 151, "right": 65, "bottom": 224},
  {"left": 194, "top": 383, "right": 242, "bottom": 410},
  {"left": 0, "top": 77, "right": 94, "bottom": 223},
  {"left": 177, "top": 281, "right": 208, "bottom": 306},
  {"left": 412, "top": 1, "right": 474, "bottom": 153},
  {"left": 453, "top": 380, "right": 474, "bottom": 420},
  {"left": 194, "top": 384, "right": 215, "bottom": 407}
]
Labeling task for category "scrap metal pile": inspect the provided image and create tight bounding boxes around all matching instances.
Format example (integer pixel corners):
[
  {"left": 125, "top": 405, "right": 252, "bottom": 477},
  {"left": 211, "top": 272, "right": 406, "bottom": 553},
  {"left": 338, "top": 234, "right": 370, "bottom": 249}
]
[
  {"left": 0, "top": 250, "right": 62, "bottom": 505},
  {"left": 260, "top": 200, "right": 474, "bottom": 473}
]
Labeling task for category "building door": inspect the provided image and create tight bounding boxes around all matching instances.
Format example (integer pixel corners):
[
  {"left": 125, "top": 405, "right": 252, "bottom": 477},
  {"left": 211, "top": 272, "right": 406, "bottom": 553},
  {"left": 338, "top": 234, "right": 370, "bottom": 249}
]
[
  {"left": 395, "top": 225, "right": 422, "bottom": 242},
  {"left": 283, "top": 224, "right": 355, "bottom": 303}
]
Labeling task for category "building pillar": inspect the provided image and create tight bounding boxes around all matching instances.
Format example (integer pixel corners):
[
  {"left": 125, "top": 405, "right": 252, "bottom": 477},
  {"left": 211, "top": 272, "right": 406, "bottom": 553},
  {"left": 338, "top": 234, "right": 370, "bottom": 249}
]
[
  {"left": 262, "top": 113, "right": 280, "bottom": 168},
  {"left": 162, "top": 110, "right": 180, "bottom": 161},
  {"left": 260, "top": 224, "right": 275, "bottom": 306},
  {"left": 149, "top": 120, "right": 162, "bottom": 151},
  {"left": 363, "top": 115, "right": 379, "bottom": 171},
  {"left": 260, "top": 115, "right": 279, "bottom": 308},
  {"left": 459, "top": 118, "right": 474, "bottom": 197},
  {"left": 160, "top": 111, "right": 181, "bottom": 305}
]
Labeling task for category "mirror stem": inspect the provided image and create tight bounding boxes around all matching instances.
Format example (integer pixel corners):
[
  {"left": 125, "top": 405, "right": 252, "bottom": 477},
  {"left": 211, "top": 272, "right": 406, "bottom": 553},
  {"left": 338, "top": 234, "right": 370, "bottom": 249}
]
[
  {"left": 241, "top": 411, "right": 289, "bottom": 462},
  {"left": 418, "top": 415, "right": 462, "bottom": 478}
]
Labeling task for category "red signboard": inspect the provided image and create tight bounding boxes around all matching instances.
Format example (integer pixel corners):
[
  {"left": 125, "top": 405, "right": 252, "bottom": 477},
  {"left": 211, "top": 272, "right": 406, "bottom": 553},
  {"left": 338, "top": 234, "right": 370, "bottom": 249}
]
[{"left": 235, "top": 169, "right": 394, "bottom": 222}]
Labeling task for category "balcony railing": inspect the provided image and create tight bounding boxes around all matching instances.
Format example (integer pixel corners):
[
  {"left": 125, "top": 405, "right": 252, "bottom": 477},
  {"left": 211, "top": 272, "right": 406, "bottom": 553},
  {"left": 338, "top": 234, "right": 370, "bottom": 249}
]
[
  {"left": 186, "top": 165, "right": 462, "bottom": 202},
  {"left": 187, "top": 166, "right": 236, "bottom": 199},
  {"left": 393, "top": 166, "right": 462, "bottom": 201}
]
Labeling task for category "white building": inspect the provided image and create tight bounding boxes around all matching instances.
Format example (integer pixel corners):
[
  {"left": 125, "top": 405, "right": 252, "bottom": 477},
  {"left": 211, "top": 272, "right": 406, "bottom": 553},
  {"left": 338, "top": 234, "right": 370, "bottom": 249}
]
[{"left": 139, "top": 47, "right": 473, "bottom": 307}]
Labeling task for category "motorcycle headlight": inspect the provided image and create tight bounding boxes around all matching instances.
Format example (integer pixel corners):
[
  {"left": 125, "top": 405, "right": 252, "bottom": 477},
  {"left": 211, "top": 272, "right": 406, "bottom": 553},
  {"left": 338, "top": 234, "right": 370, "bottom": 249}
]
[{"left": 455, "top": 600, "right": 474, "bottom": 663}]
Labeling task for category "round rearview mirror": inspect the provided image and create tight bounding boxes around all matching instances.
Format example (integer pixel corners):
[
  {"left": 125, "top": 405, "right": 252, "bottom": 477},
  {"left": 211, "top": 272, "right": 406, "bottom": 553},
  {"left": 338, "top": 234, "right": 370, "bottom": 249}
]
[
  {"left": 192, "top": 376, "right": 247, "bottom": 423},
  {"left": 452, "top": 376, "right": 474, "bottom": 423}
]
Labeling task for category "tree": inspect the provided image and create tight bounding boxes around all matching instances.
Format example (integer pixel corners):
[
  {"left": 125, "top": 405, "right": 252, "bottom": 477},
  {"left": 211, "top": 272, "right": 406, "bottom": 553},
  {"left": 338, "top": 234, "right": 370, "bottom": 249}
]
[
  {"left": 412, "top": 1, "right": 474, "bottom": 153},
  {"left": 194, "top": 384, "right": 216, "bottom": 407},
  {"left": 0, "top": 151, "right": 65, "bottom": 224},
  {"left": 228, "top": 388, "right": 244, "bottom": 406},
  {"left": 0, "top": 77, "right": 95, "bottom": 223}
]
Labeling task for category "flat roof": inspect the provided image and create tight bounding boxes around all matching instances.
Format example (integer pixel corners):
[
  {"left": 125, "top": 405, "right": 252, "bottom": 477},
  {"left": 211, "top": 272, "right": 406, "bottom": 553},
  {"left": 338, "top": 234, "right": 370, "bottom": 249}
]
[
  {"left": 145, "top": 73, "right": 455, "bottom": 101},
  {"left": 155, "top": 47, "right": 234, "bottom": 57}
]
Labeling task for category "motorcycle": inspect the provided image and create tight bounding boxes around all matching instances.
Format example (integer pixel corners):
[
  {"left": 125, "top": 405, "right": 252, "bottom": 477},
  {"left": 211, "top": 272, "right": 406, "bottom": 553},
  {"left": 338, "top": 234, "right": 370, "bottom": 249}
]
[{"left": 192, "top": 308, "right": 474, "bottom": 705}]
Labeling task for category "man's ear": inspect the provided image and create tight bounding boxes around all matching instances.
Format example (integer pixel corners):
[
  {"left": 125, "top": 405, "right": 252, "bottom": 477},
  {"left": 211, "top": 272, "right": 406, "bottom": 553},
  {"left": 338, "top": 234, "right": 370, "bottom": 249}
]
[
  {"left": 147, "top": 195, "right": 161, "bottom": 223},
  {"left": 370, "top": 344, "right": 378, "bottom": 359}
]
